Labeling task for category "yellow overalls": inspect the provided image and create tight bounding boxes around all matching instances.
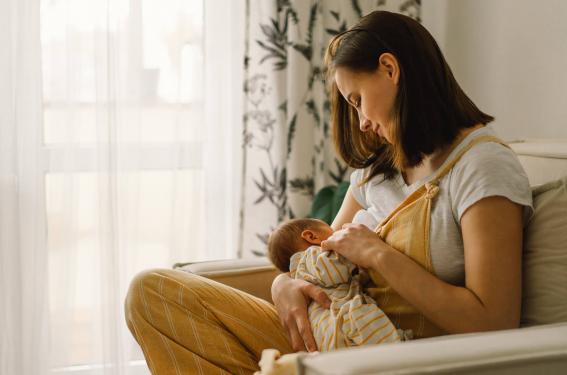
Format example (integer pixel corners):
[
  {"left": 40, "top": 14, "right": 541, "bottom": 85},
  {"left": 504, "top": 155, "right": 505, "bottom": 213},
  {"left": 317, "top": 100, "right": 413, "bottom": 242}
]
[{"left": 367, "top": 134, "right": 507, "bottom": 338}]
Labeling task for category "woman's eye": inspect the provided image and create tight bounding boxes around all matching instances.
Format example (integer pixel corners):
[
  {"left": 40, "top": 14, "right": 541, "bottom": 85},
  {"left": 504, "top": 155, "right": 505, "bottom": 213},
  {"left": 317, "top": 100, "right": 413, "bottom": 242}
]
[{"left": 347, "top": 96, "right": 360, "bottom": 109}]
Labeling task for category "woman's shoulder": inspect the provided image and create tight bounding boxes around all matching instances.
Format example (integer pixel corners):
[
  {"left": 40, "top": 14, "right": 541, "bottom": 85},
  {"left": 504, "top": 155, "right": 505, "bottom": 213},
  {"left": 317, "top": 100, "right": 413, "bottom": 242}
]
[
  {"left": 448, "top": 137, "right": 533, "bottom": 223},
  {"left": 452, "top": 138, "right": 525, "bottom": 178}
]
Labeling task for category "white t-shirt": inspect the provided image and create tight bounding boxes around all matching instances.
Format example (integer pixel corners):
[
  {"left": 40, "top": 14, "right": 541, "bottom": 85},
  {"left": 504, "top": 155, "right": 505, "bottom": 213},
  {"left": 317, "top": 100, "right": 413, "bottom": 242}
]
[
  {"left": 352, "top": 208, "right": 379, "bottom": 230},
  {"left": 350, "top": 125, "right": 533, "bottom": 286}
]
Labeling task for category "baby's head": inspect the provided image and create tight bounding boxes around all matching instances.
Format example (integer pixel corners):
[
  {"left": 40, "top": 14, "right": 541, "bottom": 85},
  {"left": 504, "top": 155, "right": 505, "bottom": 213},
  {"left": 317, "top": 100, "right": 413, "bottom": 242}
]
[{"left": 267, "top": 218, "right": 333, "bottom": 273}]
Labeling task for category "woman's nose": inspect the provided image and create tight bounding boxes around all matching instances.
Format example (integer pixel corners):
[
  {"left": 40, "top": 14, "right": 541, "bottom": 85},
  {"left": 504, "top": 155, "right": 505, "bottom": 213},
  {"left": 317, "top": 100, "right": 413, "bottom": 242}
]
[{"left": 359, "top": 114, "right": 371, "bottom": 132}]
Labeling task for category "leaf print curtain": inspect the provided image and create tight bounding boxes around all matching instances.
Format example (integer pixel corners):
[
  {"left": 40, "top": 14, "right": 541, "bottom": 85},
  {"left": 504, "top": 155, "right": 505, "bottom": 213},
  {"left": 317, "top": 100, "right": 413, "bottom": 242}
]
[{"left": 239, "top": 0, "right": 421, "bottom": 258}]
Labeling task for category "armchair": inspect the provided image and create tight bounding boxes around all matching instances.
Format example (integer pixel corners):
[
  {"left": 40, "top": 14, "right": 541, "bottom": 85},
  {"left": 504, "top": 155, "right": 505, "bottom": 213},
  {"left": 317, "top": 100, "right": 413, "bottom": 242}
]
[{"left": 175, "top": 139, "right": 567, "bottom": 374}]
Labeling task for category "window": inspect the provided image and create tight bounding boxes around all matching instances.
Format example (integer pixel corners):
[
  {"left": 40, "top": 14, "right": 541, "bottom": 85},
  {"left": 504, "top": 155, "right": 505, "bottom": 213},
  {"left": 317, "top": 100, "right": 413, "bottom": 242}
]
[{"left": 40, "top": 0, "right": 243, "bottom": 372}]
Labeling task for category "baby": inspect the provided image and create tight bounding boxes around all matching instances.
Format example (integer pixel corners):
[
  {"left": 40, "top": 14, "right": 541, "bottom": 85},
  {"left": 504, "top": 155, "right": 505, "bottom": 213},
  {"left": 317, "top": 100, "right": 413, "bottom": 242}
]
[{"left": 267, "top": 211, "right": 407, "bottom": 352}]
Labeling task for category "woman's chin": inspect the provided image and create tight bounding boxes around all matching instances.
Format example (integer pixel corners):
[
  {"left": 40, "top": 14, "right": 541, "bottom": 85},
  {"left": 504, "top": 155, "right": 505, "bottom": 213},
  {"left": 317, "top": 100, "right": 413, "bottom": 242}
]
[
  {"left": 379, "top": 130, "right": 391, "bottom": 144},
  {"left": 375, "top": 126, "right": 386, "bottom": 139}
]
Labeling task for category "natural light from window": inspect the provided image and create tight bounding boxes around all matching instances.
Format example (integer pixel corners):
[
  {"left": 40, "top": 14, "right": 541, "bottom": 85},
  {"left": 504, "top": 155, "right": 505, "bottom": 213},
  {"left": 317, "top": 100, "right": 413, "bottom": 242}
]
[{"left": 40, "top": 0, "right": 207, "bottom": 372}]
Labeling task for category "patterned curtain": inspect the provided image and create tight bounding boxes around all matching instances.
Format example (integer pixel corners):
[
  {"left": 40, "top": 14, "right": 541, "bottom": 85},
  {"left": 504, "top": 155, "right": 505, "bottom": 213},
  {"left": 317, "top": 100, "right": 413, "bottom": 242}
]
[{"left": 240, "top": 0, "right": 420, "bottom": 258}]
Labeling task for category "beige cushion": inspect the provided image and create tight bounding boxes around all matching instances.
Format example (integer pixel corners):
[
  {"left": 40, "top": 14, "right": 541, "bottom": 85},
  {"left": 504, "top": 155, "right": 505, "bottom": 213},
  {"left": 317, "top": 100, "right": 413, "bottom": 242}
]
[
  {"left": 510, "top": 140, "right": 567, "bottom": 186},
  {"left": 521, "top": 177, "right": 567, "bottom": 326}
]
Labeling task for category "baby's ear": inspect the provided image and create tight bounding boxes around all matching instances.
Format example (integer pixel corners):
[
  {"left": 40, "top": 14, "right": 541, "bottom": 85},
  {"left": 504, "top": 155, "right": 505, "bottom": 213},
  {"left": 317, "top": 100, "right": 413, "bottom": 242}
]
[
  {"left": 301, "top": 229, "right": 320, "bottom": 244},
  {"left": 301, "top": 229, "right": 315, "bottom": 241}
]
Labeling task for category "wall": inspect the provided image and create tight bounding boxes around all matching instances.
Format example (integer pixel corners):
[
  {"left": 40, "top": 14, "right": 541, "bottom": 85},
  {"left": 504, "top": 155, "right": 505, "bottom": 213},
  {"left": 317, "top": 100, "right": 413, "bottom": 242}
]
[{"left": 423, "top": 0, "right": 567, "bottom": 141}]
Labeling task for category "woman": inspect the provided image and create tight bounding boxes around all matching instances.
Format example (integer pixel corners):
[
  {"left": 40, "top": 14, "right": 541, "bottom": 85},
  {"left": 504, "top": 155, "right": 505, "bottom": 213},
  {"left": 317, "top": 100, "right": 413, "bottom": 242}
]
[{"left": 124, "top": 11, "right": 532, "bottom": 374}]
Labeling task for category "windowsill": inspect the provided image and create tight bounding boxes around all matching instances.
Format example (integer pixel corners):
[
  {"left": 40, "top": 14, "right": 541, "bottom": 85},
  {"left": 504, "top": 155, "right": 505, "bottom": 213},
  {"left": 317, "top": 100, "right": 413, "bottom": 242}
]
[{"left": 51, "top": 360, "right": 149, "bottom": 375}]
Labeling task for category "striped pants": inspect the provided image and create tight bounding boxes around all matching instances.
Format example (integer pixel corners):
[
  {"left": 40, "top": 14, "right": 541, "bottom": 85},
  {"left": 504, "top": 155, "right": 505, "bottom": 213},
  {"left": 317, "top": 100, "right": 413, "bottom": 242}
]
[{"left": 124, "top": 269, "right": 294, "bottom": 375}]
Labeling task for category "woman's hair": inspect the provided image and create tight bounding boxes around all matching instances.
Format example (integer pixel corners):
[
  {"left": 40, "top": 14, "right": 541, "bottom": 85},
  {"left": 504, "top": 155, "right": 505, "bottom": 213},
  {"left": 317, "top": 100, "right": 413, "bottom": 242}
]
[
  {"left": 267, "top": 218, "right": 327, "bottom": 273},
  {"left": 325, "top": 11, "right": 494, "bottom": 183}
]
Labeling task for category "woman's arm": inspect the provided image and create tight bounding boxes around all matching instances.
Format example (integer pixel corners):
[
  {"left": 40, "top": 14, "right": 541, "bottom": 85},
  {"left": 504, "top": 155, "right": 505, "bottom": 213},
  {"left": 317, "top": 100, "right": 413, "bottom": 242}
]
[
  {"left": 323, "top": 196, "right": 523, "bottom": 334},
  {"left": 331, "top": 187, "right": 363, "bottom": 231},
  {"left": 270, "top": 273, "right": 331, "bottom": 352},
  {"left": 376, "top": 196, "right": 522, "bottom": 333}
]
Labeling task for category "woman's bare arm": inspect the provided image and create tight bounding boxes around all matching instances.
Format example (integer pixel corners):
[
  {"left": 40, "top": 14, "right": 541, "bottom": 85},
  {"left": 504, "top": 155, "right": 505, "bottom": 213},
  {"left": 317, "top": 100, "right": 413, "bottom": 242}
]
[
  {"left": 331, "top": 187, "right": 363, "bottom": 231},
  {"left": 270, "top": 273, "right": 331, "bottom": 352},
  {"left": 371, "top": 196, "right": 523, "bottom": 333},
  {"left": 323, "top": 195, "right": 523, "bottom": 334}
]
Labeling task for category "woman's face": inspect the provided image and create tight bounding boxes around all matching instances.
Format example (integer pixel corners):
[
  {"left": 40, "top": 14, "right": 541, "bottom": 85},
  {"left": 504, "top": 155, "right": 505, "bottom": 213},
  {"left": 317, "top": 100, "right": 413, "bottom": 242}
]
[{"left": 334, "top": 54, "right": 399, "bottom": 143}]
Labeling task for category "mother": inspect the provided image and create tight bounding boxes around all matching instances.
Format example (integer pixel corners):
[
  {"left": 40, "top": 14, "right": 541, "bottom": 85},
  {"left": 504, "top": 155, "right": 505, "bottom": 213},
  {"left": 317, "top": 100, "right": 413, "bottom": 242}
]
[{"left": 125, "top": 11, "right": 532, "bottom": 374}]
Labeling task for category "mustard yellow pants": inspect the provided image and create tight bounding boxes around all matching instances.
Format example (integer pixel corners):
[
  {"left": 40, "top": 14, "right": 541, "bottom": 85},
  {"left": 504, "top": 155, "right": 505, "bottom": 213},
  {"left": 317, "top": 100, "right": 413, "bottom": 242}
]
[{"left": 124, "top": 269, "right": 294, "bottom": 375}]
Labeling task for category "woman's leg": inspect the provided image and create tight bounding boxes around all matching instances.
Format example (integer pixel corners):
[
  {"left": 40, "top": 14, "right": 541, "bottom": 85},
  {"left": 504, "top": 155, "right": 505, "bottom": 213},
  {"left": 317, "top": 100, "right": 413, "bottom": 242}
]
[{"left": 125, "top": 268, "right": 293, "bottom": 375}]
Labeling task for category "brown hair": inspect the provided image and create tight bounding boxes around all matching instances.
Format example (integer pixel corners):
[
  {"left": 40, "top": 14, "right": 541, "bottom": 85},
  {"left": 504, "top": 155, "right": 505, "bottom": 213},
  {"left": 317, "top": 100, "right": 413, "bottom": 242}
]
[
  {"left": 267, "top": 218, "right": 328, "bottom": 273},
  {"left": 325, "top": 11, "right": 494, "bottom": 183}
]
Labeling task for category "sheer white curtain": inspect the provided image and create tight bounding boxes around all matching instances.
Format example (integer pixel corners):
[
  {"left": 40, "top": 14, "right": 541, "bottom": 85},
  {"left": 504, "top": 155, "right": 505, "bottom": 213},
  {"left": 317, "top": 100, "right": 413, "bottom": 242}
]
[
  {"left": 1, "top": 0, "right": 48, "bottom": 374},
  {"left": 0, "top": 0, "right": 244, "bottom": 373}
]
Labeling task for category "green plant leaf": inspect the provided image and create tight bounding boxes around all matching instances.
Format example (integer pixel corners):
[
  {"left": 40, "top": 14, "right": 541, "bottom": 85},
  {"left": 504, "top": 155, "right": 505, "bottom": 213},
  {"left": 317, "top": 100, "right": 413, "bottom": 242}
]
[{"left": 309, "top": 181, "right": 350, "bottom": 225}]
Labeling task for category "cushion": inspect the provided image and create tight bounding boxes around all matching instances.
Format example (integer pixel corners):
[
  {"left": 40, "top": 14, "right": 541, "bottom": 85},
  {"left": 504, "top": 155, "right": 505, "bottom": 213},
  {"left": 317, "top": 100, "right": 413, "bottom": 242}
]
[{"left": 521, "top": 176, "right": 567, "bottom": 326}]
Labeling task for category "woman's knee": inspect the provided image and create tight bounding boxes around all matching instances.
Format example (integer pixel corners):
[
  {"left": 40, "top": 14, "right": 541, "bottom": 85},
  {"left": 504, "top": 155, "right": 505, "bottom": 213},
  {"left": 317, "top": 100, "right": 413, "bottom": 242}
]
[
  {"left": 125, "top": 269, "right": 163, "bottom": 321},
  {"left": 124, "top": 268, "right": 208, "bottom": 322}
]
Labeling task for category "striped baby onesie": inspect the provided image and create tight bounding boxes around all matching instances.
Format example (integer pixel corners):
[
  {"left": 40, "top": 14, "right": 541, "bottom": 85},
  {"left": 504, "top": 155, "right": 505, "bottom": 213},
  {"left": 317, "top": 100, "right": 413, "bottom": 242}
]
[{"left": 289, "top": 247, "right": 402, "bottom": 351}]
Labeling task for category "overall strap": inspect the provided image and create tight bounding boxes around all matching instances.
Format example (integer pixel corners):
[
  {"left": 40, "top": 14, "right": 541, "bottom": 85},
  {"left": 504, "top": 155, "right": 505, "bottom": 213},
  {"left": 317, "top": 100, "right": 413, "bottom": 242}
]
[
  {"left": 375, "top": 134, "right": 508, "bottom": 232},
  {"left": 430, "top": 135, "right": 509, "bottom": 184}
]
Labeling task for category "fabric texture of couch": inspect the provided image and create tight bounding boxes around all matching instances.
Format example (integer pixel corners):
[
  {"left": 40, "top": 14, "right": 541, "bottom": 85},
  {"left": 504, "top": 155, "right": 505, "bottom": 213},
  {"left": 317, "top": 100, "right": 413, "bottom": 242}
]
[{"left": 175, "top": 139, "right": 567, "bottom": 375}]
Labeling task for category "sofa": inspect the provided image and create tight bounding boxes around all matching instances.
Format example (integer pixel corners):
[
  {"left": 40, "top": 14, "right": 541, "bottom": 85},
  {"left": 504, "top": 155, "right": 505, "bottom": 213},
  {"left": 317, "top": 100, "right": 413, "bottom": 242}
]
[{"left": 175, "top": 139, "right": 567, "bottom": 374}]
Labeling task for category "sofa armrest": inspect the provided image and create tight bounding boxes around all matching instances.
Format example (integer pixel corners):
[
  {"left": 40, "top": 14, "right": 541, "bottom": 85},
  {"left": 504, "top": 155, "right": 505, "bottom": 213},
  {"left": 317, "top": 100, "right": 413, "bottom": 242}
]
[
  {"left": 300, "top": 322, "right": 567, "bottom": 375},
  {"left": 174, "top": 258, "right": 280, "bottom": 304}
]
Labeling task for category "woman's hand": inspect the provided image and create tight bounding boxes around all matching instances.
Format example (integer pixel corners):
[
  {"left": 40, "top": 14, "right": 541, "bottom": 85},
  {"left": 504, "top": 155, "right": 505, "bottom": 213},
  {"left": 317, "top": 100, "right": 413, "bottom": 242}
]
[
  {"left": 320, "top": 223, "right": 385, "bottom": 269},
  {"left": 271, "top": 273, "right": 331, "bottom": 352}
]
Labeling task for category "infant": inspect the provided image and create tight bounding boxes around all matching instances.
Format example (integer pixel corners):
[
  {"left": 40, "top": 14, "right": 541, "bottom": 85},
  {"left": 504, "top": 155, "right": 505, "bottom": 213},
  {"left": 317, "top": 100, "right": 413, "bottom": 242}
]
[{"left": 267, "top": 211, "right": 407, "bottom": 352}]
